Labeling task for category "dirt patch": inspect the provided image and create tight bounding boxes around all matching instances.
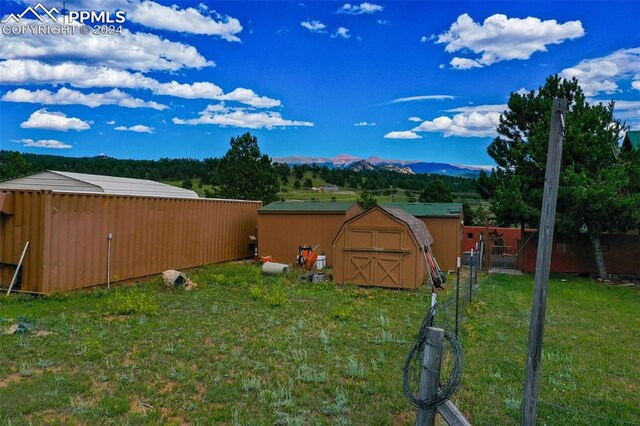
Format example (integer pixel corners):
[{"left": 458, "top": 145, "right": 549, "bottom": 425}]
[
  {"left": 130, "top": 397, "right": 154, "bottom": 414},
  {"left": 35, "top": 330, "right": 54, "bottom": 337},
  {"left": 0, "top": 373, "right": 22, "bottom": 388},
  {"left": 392, "top": 411, "right": 413, "bottom": 426},
  {"left": 104, "top": 315, "right": 129, "bottom": 321},
  {"left": 161, "top": 381, "right": 176, "bottom": 393}
]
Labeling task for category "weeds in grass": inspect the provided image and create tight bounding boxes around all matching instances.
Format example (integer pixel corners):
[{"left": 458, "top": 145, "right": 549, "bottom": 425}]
[
  {"left": 274, "top": 410, "right": 308, "bottom": 426},
  {"left": 288, "top": 348, "right": 307, "bottom": 363},
  {"left": 377, "top": 311, "right": 390, "bottom": 328},
  {"left": 241, "top": 375, "right": 261, "bottom": 392},
  {"left": 78, "top": 326, "right": 104, "bottom": 360},
  {"left": 330, "top": 304, "right": 353, "bottom": 321},
  {"left": 18, "top": 361, "right": 34, "bottom": 376},
  {"left": 296, "top": 364, "right": 328, "bottom": 383},
  {"left": 263, "top": 381, "right": 294, "bottom": 408},
  {"left": 372, "top": 330, "right": 395, "bottom": 344},
  {"left": 345, "top": 357, "right": 365, "bottom": 378},
  {"left": 319, "top": 329, "right": 330, "bottom": 345},
  {"left": 321, "top": 387, "right": 349, "bottom": 415},
  {"left": 105, "top": 288, "right": 158, "bottom": 316}
]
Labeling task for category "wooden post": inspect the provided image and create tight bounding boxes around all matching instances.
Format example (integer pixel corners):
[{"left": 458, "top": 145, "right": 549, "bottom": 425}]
[
  {"left": 416, "top": 327, "right": 444, "bottom": 426},
  {"left": 437, "top": 400, "right": 472, "bottom": 426},
  {"left": 521, "top": 98, "right": 566, "bottom": 426},
  {"left": 6, "top": 242, "right": 29, "bottom": 295},
  {"left": 455, "top": 256, "right": 460, "bottom": 337}
]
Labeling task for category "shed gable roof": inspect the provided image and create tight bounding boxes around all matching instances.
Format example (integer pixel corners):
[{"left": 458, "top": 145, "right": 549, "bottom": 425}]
[
  {"left": 260, "top": 201, "right": 359, "bottom": 213},
  {"left": 0, "top": 170, "right": 199, "bottom": 198},
  {"left": 332, "top": 205, "right": 434, "bottom": 248},
  {"left": 380, "top": 206, "right": 434, "bottom": 247},
  {"left": 382, "top": 202, "right": 462, "bottom": 217}
]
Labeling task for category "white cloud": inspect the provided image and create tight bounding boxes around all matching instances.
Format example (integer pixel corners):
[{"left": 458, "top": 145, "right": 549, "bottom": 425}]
[
  {"left": 436, "top": 13, "right": 584, "bottom": 69},
  {"left": 559, "top": 48, "right": 640, "bottom": 96},
  {"left": 354, "top": 121, "right": 376, "bottom": 126},
  {"left": 153, "top": 80, "right": 223, "bottom": 99},
  {"left": 20, "top": 109, "right": 91, "bottom": 131},
  {"left": 2, "top": 87, "right": 168, "bottom": 110},
  {"left": 0, "top": 60, "right": 281, "bottom": 107},
  {"left": 589, "top": 99, "right": 640, "bottom": 127},
  {"left": 219, "top": 88, "right": 281, "bottom": 108},
  {"left": 445, "top": 104, "right": 507, "bottom": 113},
  {"left": 408, "top": 116, "right": 422, "bottom": 122},
  {"left": 338, "top": 3, "right": 383, "bottom": 15},
  {"left": 106, "top": 120, "right": 116, "bottom": 125},
  {"left": 114, "top": 124, "right": 154, "bottom": 133},
  {"left": 384, "top": 131, "right": 422, "bottom": 139},
  {"left": 412, "top": 111, "right": 501, "bottom": 137},
  {"left": 377, "top": 19, "right": 390, "bottom": 25},
  {"left": 449, "top": 57, "right": 482, "bottom": 70},
  {"left": 15, "top": 138, "right": 71, "bottom": 149},
  {"left": 0, "top": 60, "right": 157, "bottom": 89},
  {"left": 173, "top": 109, "right": 313, "bottom": 130},
  {"left": 332, "top": 27, "right": 351, "bottom": 39},
  {"left": 387, "top": 94, "right": 455, "bottom": 104},
  {"left": 420, "top": 36, "right": 429, "bottom": 43},
  {"left": 301, "top": 20, "right": 326, "bottom": 32},
  {"left": 0, "top": 20, "right": 212, "bottom": 72},
  {"left": 127, "top": 1, "right": 242, "bottom": 41}
]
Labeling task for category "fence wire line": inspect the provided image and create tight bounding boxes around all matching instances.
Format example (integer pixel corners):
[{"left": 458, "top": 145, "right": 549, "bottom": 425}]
[
  {"left": 524, "top": 396, "right": 640, "bottom": 426},
  {"left": 403, "top": 248, "right": 484, "bottom": 410}
]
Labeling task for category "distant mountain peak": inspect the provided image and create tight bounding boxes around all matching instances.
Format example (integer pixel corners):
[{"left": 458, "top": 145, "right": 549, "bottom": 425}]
[{"left": 272, "top": 154, "right": 492, "bottom": 177}]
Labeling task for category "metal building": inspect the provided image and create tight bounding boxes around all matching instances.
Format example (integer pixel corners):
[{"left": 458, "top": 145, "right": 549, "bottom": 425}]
[
  {"left": 0, "top": 170, "right": 199, "bottom": 198},
  {"left": 0, "top": 172, "right": 260, "bottom": 293},
  {"left": 257, "top": 201, "right": 363, "bottom": 267},
  {"left": 332, "top": 206, "right": 433, "bottom": 289},
  {"left": 383, "top": 203, "right": 462, "bottom": 271}
]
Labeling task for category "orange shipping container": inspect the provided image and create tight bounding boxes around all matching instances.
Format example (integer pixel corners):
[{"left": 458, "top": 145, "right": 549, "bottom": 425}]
[{"left": 0, "top": 190, "right": 260, "bottom": 293}]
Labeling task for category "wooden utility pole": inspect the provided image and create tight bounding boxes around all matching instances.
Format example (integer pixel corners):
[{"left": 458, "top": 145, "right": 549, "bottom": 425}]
[
  {"left": 416, "top": 327, "right": 444, "bottom": 426},
  {"left": 521, "top": 98, "right": 566, "bottom": 425}
]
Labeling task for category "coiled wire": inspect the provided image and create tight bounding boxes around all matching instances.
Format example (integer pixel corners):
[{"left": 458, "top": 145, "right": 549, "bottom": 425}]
[{"left": 402, "top": 302, "right": 465, "bottom": 409}]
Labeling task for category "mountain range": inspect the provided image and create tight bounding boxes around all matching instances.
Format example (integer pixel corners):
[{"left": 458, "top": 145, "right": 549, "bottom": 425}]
[{"left": 272, "top": 154, "right": 493, "bottom": 177}]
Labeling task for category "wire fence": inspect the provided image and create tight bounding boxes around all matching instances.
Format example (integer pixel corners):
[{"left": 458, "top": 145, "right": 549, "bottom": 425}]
[
  {"left": 403, "top": 237, "right": 485, "bottom": 415},
  {"left": 432, "top": 238, "right": 485, "bottom": 336}
]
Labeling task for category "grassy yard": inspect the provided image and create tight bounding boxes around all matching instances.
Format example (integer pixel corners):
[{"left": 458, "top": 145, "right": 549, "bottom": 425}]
[
  {"left": 455, "top": 273, "right": 640, "bottom": 425},
  {"left": 0, "top": 265, "right": 638, "bottom": 425}
]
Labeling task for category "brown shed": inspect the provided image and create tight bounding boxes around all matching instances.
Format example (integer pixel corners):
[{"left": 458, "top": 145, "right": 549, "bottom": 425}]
[
  {"left": 257, "top": 201, "right": 363, "bottom": 266},
  {"left": 332, "top": 206, "right": 434, "bottom": 289},
  {"left": 0, "top": 172, "right": 260, "bottom": 293},
  {"left": 383, "top": 203, "right": 462, "bottom": 272}
]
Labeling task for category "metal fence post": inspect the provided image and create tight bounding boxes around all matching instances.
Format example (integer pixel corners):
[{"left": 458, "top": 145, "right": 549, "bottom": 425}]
[
  {"left": 416, "top": 327, "right": 445, "bottom": 426},
  {"left": 468, "top": 249, "right": 474, "bottom": 303}
]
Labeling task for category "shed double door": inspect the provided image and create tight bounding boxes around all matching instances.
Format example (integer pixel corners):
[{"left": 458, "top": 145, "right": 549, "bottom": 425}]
[{"left": 343, "top": 228, "right": 408, "bottom": 288}]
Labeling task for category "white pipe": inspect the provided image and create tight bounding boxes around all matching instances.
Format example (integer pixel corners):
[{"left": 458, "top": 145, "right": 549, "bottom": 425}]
[{"left": 107, "top": 233, "right": 113, "bottom": 289}]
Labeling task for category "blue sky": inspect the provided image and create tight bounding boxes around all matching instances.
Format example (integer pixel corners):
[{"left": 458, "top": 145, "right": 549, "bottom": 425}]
[{"left": 1, "top": 0, "right": 639, "bottom": 166}]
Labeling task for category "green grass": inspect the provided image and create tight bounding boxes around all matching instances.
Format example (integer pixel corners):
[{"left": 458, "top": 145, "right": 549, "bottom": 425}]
[
  {"left": 0, "top": 263, "right": 433, "bottom": 424},
  {"left": 455, "top": 273, "right": 640, "bottom": 425},
  {"left": 1, "top": 266, "right": 637, "bottom": 425}
]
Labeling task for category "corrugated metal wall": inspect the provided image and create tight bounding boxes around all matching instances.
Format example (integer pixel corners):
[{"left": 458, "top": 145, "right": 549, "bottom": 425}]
[
  {"left": 0, "top": 190, "right": 260, "bottom": 293},
  {"left": 420, "top": 217, "right": 462, "bottom": 272},
  {"left": 257, "top": 205, "right": 363, "bottom": 267}
]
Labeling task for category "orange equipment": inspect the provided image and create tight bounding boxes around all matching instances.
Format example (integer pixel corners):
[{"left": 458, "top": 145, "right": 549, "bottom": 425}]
[{"left": 296, "top": 244, "right": 319, "bottom": 270}]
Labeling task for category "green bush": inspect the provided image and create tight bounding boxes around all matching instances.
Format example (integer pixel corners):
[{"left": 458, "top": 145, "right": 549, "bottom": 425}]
[{"left": 105, "top": 288, "right": 158, "bottom": 316}]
